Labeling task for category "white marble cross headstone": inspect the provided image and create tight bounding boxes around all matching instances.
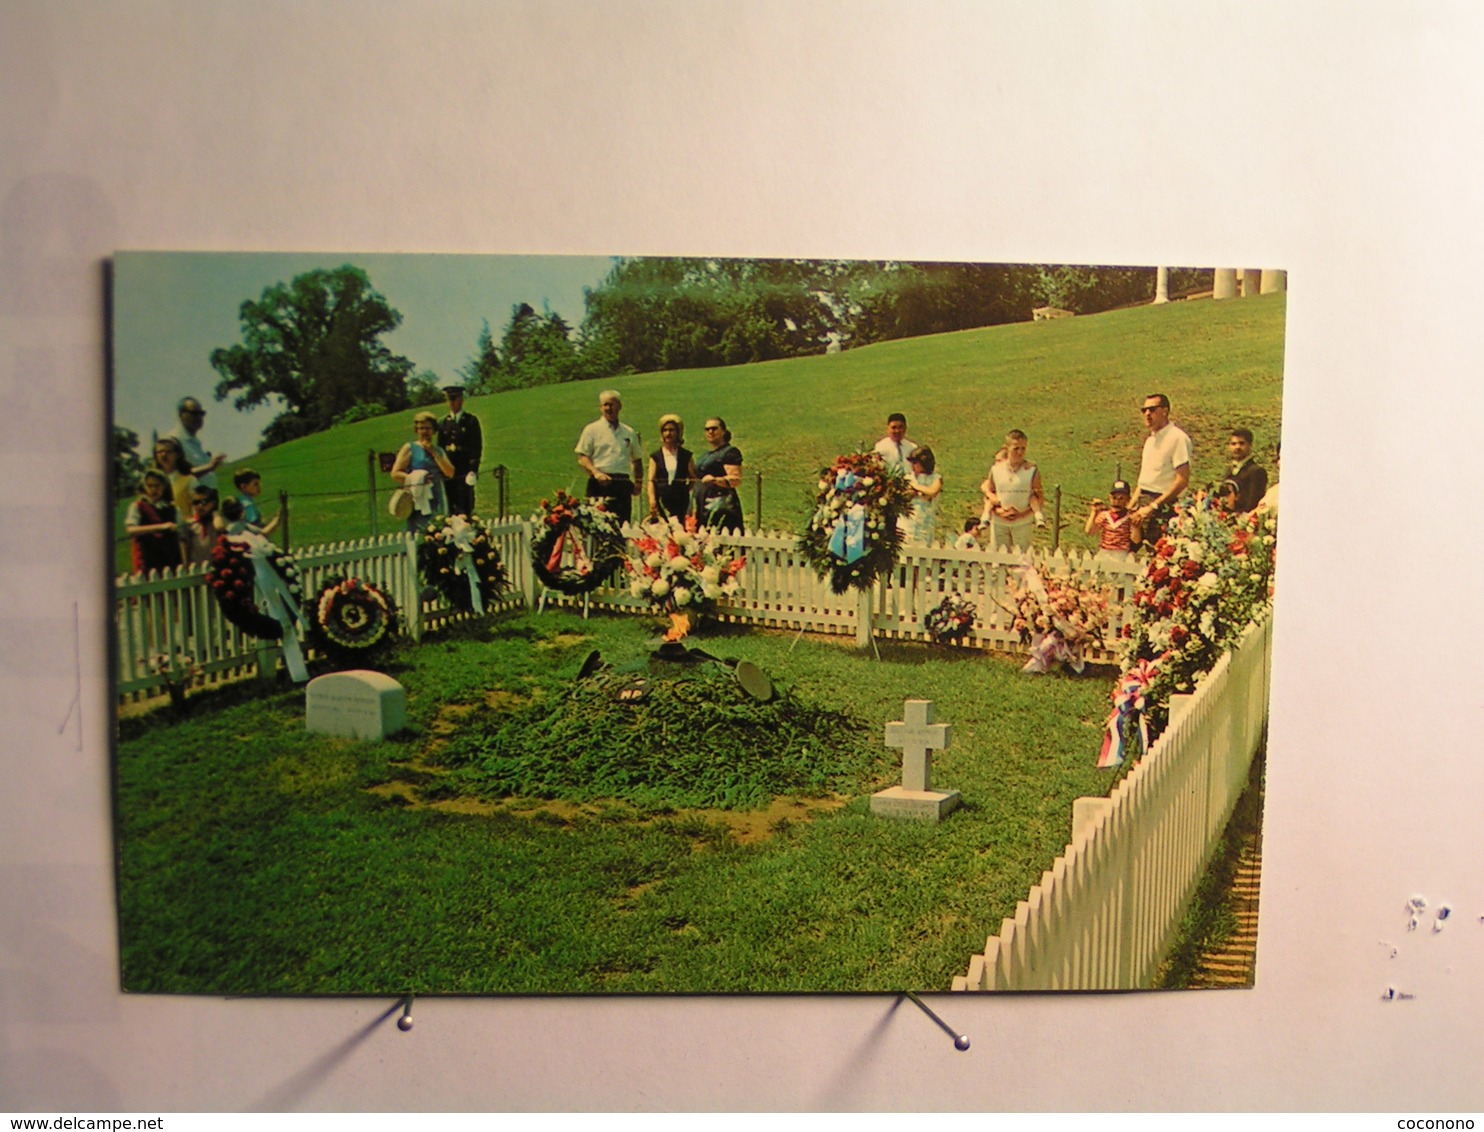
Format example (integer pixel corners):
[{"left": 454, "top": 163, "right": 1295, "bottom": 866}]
[{"left": 885, "top": 699, "right": 952, "bottom": 792}]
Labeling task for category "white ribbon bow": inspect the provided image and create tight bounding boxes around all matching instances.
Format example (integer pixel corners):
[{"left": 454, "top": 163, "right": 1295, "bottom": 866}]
[
  {"left": 445, "top": 515, "right": 485, "bottom": 614},
  {"left": 234, "top": 531, "right": 308, "bottom": 683}
]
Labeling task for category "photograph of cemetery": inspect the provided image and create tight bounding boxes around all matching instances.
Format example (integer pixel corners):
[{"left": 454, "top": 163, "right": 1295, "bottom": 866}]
[{"left": 111, "top": 252, "right": 1283, "bottom": 995}]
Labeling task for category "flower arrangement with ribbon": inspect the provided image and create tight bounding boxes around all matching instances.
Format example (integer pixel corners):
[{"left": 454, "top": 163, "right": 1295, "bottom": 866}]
[
  {"left": 1007, "top": 562, "right": 1112, "bottom": 674},
  {"left": 309, "top": 575, "right": 399, "bottom": 662},
  {"left": 416, "top": 513, "right": 509, "bottom": 612},
  {"left": 623, "top": 514, "right": 746, "bottom": 615},
  {"left": 206, "top": 532, "right": 309, "bottom": 682},
  {"left": 924, "top": 592, "right": 978, "bottom": 645},
  {"left": 1105, "top": 492, "right": 1278, "bottom": 761},
  {"left": 796, "top": 452, "right": 914, "bottom": 594},
  {"left": 531, "top": 490, "right": 626, "bottom": 596},
  {"left": 1097, "top": 654, "right": 1165, "bottom": 767}
]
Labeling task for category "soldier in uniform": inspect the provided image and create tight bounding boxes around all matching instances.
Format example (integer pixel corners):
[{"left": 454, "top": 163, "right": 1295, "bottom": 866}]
[{"left": 437, "top": 385, "right": 483, "bottom": 517}]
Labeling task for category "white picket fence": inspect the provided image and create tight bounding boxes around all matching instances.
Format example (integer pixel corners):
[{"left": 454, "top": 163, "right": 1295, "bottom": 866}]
[
  {"left": 951, "top": 610, "right": 1274, "bottom": 992},
  {"left": 115, "top": 523, "right": 1142, "bottom": 702},
  {"left": 537, "top": 529, "right": 1144, "bottom": 656},
  {"left": 115, "top": 521, "right": 534, "bottom": 701}
]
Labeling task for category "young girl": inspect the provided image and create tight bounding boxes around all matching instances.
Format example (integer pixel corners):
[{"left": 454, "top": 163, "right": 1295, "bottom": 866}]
[
  {"left": 125, "top": 469, "right": 183, "bottom": 574},
  {"left": 903, "top": 446, "right": 943, "bottom": 544},
  {"left": 1084, "top": 479, "right": 1142, "bottom": 559},
  {"left": 183, "top": 485, "right": 221, "bottom": 566}
]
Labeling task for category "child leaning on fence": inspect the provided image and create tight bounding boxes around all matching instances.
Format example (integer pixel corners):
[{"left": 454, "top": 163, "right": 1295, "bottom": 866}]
[
  {"left": 125, "top": 469, "right": 184, "bottom": 574},
  {"left": 1084, "top": 479, "right": 1142, "bottom": 561},
  {"left": 233, "top": 468, "right": 279, "bottom": 536}
]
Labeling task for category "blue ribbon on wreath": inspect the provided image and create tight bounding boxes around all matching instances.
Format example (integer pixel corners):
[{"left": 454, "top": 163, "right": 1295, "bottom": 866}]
[{"left": 826, "top": 468, "right": 869, "bottom": 564}]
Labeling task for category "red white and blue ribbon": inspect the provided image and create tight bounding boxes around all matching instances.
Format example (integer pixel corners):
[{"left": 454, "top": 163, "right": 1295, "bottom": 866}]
[{"left": 1098, "top": 655, "right": 1162, "bottom": 767}]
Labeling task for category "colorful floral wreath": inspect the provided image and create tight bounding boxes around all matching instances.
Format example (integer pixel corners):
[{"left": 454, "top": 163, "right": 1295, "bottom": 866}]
[
  {"left": 624, "top": 514, "right": 745, "bottom": 614},
  {"left": 796, "top": 452, "right": 914, "bottom": 594},
  {"left": 531, "top": 490, "right": 626, "bottom": 596},
  {"left": 924, "top": 592, "right": 978, "bottom": 645},
  {"left": 205, "top": 537, "right": 303, "bottom": 640},
  {"left": 416, "top": 514, "right": 509, "bottom": 611},
  {"left": 309, "top": 575, "right": 399, "bottom": 661}
]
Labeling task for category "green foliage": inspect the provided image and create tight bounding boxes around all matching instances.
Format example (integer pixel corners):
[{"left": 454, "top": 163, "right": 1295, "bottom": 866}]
[
  {"left": 499, "top": 302, "right": 583, "bottom": 387},
  {"left": 113, "top": 424, "right": 146, "bottom": 499},
  {"left": 333, "top": 401, "right": 389, "bottom": 426},
  {"left": 209, "top": 264, "right": 414, "bottom": 448},
  {"left": 442, "top": 665, "right": 877, "bottom": 809},
  {"left": 405, "top": 369, "right": 445, "bottom": 406},
  {"left": 839, "top": 261, "right": 1042, "bottom": 345},
  {"left": 579, "top": 257, "right": 836, "bottom": 373}
]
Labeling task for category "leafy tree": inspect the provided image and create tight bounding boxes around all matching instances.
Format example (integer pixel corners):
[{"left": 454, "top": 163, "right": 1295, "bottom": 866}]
[
  {"left": 460, "top": 304, "right": 584, "bottom": 393},
  {"left": 458, "top": 321, "right": 501, "bottom": 394},
  {"left": 210, "top": 265, "right": 414, "bottom": 448},
  {"left": 332, "top": 402, "right": 390, "bottom": 426},
  {"left": 499, "top": 302, "right": 582, "bottom": 388},
  {"left": 114, "top": 425, "right": 146, "bottom": 499},
  {"left": 578, "top": 258, "right": 835, "bottom": 375},
  {"left": 406, "top": 369, "right": 445, "bottom": 406}
]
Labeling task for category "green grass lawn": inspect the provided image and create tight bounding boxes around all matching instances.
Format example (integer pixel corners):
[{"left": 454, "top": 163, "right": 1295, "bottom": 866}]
[
  {"left": 114, "top": 293, "right": 1285, "bottom": 572},
  {"left": 117, "top": 610, "right": 1120, "bottom": 994}
]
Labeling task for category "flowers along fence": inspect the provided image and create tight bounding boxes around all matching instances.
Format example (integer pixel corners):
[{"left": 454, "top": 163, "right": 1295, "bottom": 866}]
[{"left": 115, "top": 519, "right": 1140, "bottom": 704}]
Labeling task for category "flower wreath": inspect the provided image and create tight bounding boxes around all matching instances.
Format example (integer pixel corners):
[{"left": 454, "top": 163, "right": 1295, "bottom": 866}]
[
  {"left": 796, "top": 452, "right": 914, "bottom": 593},
  {"left": 924, "top": 592, "right": 978, "bottom": 645},
  {"left": 206, "top": 537, "right": 303, "bottom": 640},
  {"left": 623, "top": 514, "right": 745, "bottom": 614},
  {"left": 309, "top": 575, "right": 399, "bottom": 661},
  {"left": 531, "top": 490, "right": 626, "bottom": 596},
  {"left": 416, "top": 514, "right": 509, "bottom": 612}
]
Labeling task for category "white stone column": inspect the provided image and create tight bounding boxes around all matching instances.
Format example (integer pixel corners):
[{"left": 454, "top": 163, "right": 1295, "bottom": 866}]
[
  {"left": 1154, "top": 266, "right": 1169, "bottom": 304},
  {"left": 1242, "top": 268, "right": 1262, "bottom": 297},
  {"left": 1260, "top": 269, "right": 1287, "bottom": 294},
  {"left": 1213, "top": 269, "right": 1238, "bottom": 299}
]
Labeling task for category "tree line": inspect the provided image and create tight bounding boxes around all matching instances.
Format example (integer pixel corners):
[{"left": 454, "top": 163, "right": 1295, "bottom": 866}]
[{"left": 198, "top": 260, "right": 1212, "bottom": 450}]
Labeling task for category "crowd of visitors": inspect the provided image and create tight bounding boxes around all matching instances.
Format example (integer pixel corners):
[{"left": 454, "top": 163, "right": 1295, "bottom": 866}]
[
  {"left": 125, "top": 396, "right": 283, "bottom": 573},
  {"left": 126, "top": 383, "right": 1277, "bottom": 575}
]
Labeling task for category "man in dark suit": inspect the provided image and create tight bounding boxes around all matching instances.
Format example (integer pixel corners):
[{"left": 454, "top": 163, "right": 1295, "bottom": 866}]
[
  {"left": 437, "top": 386, "right": 483, "bottom": 516},
  {"left": 1227, "top": 427, "right": 1268, "bottom": 514}
]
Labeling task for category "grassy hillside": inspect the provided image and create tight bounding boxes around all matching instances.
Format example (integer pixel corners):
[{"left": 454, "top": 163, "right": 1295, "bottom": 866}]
[{"left": 115, "top": 293, "right": 1285, "bottom": 569}]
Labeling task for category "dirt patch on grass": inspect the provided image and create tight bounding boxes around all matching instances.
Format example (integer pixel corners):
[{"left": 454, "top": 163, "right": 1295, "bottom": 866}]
[
  {"left": 428, "top": 702, "right": 477, "bottom": 736},
  {"left": 715, "top": 796, "right": 848, "bottom": 844},
  {"left": 534, "top": 632, "right": 591, "bottom": 651},
  {"left": 485, "top": 689, "right": 534, "bottom": 711},
  {"left": 363, "top": 776, "right": 845, "bottom": 844}
]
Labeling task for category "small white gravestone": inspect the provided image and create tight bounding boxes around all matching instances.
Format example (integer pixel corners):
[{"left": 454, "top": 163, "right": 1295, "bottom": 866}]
[
  {"left": 305, "top": 670, "right": 407, "bottom": 740},
  {"left": 871, "top": 698, "right": 960, "bottom": 821}
]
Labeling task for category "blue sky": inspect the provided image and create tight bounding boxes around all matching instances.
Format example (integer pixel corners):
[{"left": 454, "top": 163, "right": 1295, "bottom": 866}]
[{"left": 112, "top": 252, "right": 615, "bottom": 459}]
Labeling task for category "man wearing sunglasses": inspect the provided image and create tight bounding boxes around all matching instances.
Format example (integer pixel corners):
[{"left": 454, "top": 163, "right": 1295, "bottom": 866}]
[
  {"left": 166, "top": 396, "right": 227, "bottom": 490},
  {"left": 1132, "top": 392, "right": 1191, "bottom": 544}
]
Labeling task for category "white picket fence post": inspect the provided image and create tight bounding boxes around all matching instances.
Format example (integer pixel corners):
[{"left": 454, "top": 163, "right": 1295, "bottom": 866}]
[{"left": 952, "top": 611, "right": 1273, "bottom": 992}]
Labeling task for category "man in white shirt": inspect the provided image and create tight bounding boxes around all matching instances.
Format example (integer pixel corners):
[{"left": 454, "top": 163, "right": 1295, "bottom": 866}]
[
  {"left": 1133, "top": 392, "right": 1191, "bottom": 542},
  {"left": 165, "top": 396, "right": 226, "bottom": 489},
  {"left": 575, "top": 389, "right": 643, "bottom": 524},
  {"left": 872, "top": 412, "right": 917, "bottom": 472}
]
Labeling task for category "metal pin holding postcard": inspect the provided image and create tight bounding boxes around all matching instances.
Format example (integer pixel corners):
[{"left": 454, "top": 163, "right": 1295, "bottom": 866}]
[{"left": 903, "top": 991, "right": 970, "bottom": 1051}]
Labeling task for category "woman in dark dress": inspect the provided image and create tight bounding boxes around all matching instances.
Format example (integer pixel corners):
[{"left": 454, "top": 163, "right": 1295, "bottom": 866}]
[
  {"left": 694, "top": 417, "right": 744, "bottom": 532},
  {"left": 646, "top": 413, "right": 698, "bottom": 522}
]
